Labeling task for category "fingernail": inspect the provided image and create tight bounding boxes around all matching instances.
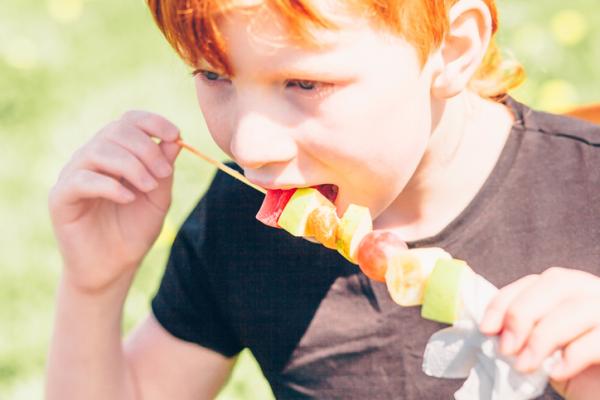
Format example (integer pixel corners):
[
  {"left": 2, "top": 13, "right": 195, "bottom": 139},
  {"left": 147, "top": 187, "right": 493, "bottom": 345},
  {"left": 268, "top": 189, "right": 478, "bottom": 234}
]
[{"left": 501, "top": 331, "right": 516, "bottom": 354}]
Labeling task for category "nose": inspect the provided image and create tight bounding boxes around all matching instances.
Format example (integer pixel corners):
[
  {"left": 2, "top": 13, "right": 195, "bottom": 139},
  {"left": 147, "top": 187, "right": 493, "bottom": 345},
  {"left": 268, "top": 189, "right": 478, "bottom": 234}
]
[{"left": 230, "top": 111, "right": 298, "bottom": 170}]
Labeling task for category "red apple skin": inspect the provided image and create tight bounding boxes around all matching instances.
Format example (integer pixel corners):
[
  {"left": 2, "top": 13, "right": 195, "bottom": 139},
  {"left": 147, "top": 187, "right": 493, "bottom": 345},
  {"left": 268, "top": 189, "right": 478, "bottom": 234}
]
[{"left": 356, "top": 231, "right": 408, "bottom": 282}]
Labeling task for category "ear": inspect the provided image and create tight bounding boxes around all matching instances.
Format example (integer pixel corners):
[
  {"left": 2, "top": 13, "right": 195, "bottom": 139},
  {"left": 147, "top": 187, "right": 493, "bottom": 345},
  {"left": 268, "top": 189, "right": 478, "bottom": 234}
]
[{"left": 431, "top": 0, "right": 493, "bottom": 99}]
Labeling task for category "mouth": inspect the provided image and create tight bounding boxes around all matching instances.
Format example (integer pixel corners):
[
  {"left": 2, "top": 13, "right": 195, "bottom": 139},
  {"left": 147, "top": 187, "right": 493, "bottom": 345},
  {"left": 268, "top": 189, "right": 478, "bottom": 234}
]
[
  {"left": 311, "top": 184, "right": 339, "bottom": 203},
  {"left": 256, "top": 184, "right": 339, "bottom": 228}
]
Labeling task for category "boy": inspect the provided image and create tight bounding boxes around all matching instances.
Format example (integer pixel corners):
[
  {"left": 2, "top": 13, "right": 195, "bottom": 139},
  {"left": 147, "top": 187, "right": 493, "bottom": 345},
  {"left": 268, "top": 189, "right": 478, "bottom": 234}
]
[{"left": 46, "top": 0, "right": 600, "bottom": 399}]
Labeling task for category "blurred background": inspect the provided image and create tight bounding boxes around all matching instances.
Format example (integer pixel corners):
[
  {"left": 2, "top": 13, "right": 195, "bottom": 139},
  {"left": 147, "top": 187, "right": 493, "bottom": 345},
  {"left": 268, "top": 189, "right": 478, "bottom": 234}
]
[{"left": 0, "top": 0, "right": 598, "bottom": 398}]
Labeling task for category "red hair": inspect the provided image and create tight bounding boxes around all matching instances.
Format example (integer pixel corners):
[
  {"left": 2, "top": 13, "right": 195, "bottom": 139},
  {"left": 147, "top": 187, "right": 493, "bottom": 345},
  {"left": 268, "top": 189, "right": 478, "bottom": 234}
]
[{"left": 146, "top": 0, "right": 524, "bottom": 98}]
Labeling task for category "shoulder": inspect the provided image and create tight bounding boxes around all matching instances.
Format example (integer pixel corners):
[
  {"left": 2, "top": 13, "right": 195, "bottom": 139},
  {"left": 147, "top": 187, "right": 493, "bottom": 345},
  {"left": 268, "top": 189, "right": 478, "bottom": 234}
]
[
  {"left": 509, "top": 97, "right": 600, "bottom": 148},
  {"left": 507, "top": 98, "right": 600, "bottom": 181}
]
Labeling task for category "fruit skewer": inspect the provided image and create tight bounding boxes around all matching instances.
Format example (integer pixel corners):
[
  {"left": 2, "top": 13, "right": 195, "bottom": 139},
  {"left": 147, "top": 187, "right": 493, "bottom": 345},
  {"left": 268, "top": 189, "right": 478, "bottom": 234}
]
[{"left": 179, "top": 140, "right": 468, "bottom": 325}]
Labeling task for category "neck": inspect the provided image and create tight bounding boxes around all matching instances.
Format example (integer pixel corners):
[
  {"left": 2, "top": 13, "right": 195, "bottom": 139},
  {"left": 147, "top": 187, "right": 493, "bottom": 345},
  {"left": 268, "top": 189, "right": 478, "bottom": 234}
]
[{"left": 373, "top": 91, "right": 515, "bottom": 242}]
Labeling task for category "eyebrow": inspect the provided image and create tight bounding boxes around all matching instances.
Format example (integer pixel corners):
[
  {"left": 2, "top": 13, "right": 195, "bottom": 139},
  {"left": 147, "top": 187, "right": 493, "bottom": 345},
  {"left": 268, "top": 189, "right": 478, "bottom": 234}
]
[
  {"left": 263, "top": 62, "right": 360, "bottom": 80},
  {"left": 197, "top": 55, "right": 357, "bottom": 82}
]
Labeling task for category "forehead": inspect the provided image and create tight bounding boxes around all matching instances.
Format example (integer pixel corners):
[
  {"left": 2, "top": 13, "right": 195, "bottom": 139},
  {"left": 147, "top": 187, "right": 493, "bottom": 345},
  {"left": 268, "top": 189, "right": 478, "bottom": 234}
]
[
  {"left": 216, "top": 0, "right": 366, "bottom": 44},
  {"left": 210, "top": 1, "right": 403, "bottom": 73}
]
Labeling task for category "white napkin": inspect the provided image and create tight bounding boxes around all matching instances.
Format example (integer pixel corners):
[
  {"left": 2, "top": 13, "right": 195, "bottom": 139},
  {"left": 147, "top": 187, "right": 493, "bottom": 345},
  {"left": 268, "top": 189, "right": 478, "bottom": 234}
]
[{"left": 422, "top": 273, "right": 561, "bottom": 400}]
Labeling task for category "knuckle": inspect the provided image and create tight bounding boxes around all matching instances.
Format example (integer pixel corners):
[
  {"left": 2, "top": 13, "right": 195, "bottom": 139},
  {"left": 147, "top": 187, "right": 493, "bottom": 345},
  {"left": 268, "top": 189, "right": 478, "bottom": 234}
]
[
  {"left": 70, "top": 141, "right": 96, "bottom": 166},
  {"left": 505, "top": 307, "right": 528, "bottom": 330},
  {"left": 523, "top": 273, "right": 540, "bottom": 282},
  {"left": 72, "top": 169, "right": 91, "bottom": 186},
  {"left": 121, "top": 109, "right": 143, "bottom": 121},
  {"left": 543, "top": 267, "right": 567, "bottom": 278},
  {"left": 144, "top": 113, "right": 179, "bottom": 136},
  {"left": 102, "top": 120, "right": 123, "bottom": 139},
  {"left": 87, "top": 143, "right": 108, "bottom": 166}
]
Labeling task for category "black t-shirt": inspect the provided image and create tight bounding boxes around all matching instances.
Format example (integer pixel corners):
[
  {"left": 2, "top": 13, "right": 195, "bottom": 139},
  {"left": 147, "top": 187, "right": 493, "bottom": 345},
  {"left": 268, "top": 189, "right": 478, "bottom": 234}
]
[{"left": 152, "top": 99, "right": 600, "bottom": 399}]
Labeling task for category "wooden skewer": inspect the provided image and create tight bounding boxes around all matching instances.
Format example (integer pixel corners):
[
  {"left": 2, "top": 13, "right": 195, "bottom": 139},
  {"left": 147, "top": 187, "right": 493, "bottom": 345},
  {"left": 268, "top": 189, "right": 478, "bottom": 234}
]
[{"left": 176, "top": 139, "right": 267, "bottom": 194}]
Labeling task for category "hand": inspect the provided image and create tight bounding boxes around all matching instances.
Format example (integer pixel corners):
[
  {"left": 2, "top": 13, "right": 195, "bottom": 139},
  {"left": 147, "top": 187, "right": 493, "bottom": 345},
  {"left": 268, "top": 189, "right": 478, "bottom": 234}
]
[
  {"left": 479, "top": 268, "right": 600, "bottom": 400},
  {"left": 49, "top": 110, "right": 181, "bottom": 293}
]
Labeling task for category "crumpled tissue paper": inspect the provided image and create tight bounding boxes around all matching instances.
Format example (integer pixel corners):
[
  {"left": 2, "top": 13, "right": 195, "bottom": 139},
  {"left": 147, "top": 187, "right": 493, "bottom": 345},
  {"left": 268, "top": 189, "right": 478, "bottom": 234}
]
[{"left": 422, "top": 273, "right": 561, "bottom": 400}]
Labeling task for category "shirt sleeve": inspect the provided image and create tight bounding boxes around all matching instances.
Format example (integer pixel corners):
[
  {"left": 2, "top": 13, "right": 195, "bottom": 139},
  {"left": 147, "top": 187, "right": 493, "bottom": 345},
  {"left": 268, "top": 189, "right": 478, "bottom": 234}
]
[{"left": 151, "top": 191, "right": 244, "bottom": 358}]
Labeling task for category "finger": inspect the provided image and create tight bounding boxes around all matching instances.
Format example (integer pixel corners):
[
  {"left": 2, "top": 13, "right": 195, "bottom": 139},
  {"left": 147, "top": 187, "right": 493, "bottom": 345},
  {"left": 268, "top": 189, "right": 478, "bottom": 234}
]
[
  {"left": 105, "top": 124, "right": 173, "bottom": 179},
  {"left": 514, "top": 297, "right": 600, "bottom": 372},
  {"left": 121, "top": 110, "right": 180, "bottom": 142},
  {"left": 160, "top": 140, "right": 182, "bottom": 164},
  {"left": 143, "top": 141, "right": 182, "bottom": 210},
  {"left": 479, "top": 274, "right": 539, "bottom": 335},
  {"left": 81, "top": 140, "right": 158, "bottom": 193},
  {"left": 56, "top": 169, "right": 135, "bottom": 207},
  {"left": 500, "top": 269, "right": 594, "bottom": 355},
  {"left": 551, "top": 328, "right": 600, "bottom": 381}
]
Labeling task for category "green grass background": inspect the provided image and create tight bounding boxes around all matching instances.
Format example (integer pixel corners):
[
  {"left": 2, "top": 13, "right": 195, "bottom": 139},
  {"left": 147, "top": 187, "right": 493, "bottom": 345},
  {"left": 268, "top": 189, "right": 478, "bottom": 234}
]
[{"left": 1, "top": 0, "right": 598, "bottom": 398}]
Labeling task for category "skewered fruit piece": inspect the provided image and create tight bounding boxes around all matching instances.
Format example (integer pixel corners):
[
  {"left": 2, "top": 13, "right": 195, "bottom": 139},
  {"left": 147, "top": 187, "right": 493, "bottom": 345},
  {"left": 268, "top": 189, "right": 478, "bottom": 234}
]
[
  {"left": 278, "top": 188, "right": 335, "bottom": 237},
  {"left": 256, "top": 185, "right": 338, "bottom": 228},
  {"left": 421, "top": 258, "right": 473, "bottom": 324},
  {"left": 255, "top": 189, "right": 297, "bottom": 228},
  {"left": 305, "top": 206, "right": 339, "bottom": 249},
  {"left": 385, "top": 248, "right": 452, "bottom": 306},
  {"left": 356, "top": 230, "right": 408, "bottom": 282},
  {"left": 336, "top": 205, "right": 372, "bottom": 263}
]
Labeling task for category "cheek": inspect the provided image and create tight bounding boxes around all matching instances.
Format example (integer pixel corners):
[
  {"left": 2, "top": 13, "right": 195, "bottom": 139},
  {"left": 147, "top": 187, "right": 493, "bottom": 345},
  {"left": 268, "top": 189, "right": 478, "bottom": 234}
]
[
  {"left": 298, "top": 79, "right": 432, "bottom": 215},
  {"left": 306, "top": 77, "right": 432, "bottom": 170},
  {"left": 195, "top": 83, "right": 235, "bottom": 157}
]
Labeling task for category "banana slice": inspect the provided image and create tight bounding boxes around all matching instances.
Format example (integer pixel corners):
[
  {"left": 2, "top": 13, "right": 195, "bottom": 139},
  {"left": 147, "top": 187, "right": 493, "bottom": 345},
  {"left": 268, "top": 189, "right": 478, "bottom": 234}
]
[{"left": 385, "top": 248, "right": 452, "bottom": 306}]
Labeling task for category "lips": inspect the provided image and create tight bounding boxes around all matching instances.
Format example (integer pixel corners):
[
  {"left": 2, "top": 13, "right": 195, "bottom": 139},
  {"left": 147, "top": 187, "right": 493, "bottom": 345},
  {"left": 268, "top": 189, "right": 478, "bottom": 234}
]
[{"left": 255, "top": 184, "right": 339, "bottom": 228}]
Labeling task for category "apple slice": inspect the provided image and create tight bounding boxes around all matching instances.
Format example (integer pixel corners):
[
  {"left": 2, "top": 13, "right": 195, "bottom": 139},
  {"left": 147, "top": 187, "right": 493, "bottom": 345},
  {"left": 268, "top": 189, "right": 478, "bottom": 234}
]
[
  {"left": 278, "top": 188, "right": 335, "bottom": 237},
  {"left": 385, "top": 248, "right": 452, "bottom": 306},
  {"left": 336, "top": 205, "right": 372, "bottom": 263},
  {"left": 256, "top": 185, "right": 338, "bottom": 229},
  {"left": 421, "top": 258, "right": 474, "bottom": 324},
  {"left": 255, "top": 189, "right": 297, "bottom": 228}
]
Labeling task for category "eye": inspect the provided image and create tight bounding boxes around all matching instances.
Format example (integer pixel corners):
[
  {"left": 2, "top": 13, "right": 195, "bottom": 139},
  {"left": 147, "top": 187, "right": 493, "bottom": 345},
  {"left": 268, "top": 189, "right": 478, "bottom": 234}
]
[
  {"left": 290, "top": 80, "right": 316, "bottom": 90},
  {"left": 285, "top": 79, "right": 334, "bottom": 98},
  {"left": 193, "top": 69, "right": 231, "bottom": 84},
  {"left": 203, "top": 71, "right": 220, "bottom": 81},
  {"left": 286, "top": 80, "right": 319, "bottom": 90}
]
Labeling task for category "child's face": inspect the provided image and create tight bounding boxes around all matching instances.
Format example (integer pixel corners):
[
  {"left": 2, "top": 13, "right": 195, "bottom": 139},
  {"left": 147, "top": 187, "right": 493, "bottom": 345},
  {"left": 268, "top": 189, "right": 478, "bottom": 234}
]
[{"left": 194, "top": 4, "right": 436, "bottom": 218}]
